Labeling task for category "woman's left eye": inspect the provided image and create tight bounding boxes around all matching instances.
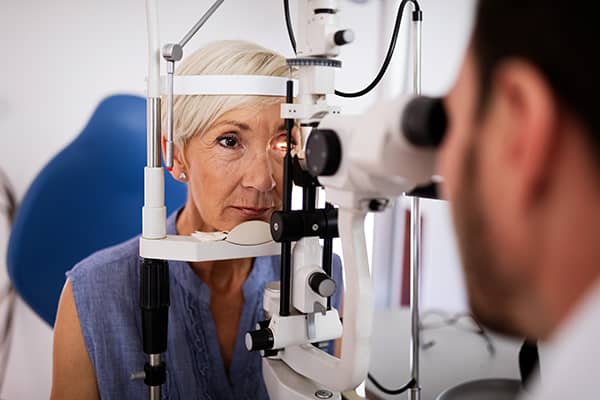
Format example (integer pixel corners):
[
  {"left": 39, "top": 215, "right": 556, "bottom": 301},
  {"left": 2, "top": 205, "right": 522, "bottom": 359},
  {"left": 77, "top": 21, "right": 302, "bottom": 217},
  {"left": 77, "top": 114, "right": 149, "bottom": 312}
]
[
  {"left": 217, "top": 135, "right": 240, "bottom": 149},
  {"left": 272, "top": 133, "right": 296, "bottom": 152}
]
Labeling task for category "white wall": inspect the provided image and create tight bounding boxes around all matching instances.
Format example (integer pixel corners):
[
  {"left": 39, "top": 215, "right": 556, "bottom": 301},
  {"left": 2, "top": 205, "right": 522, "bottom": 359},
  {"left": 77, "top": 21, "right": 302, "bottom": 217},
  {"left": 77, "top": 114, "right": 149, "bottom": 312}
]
[
  {"left": 371, "top": 0, "right": 475, "bottom": 311},
  {"left": 0, "top": 0, "right": 475, "bottom": 398}
]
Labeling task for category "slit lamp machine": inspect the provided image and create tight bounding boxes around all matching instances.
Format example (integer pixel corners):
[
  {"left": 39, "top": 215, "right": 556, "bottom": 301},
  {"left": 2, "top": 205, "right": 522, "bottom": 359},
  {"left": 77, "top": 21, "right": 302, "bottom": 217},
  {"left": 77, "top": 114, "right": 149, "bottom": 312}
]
[{"left": 139, "top": 0, "right": 447, "bottom": 399}]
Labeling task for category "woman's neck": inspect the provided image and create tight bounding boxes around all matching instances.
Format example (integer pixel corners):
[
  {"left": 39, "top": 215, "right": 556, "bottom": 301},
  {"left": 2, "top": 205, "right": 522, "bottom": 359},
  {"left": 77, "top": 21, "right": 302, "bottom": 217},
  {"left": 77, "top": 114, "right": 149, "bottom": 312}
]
[{"left": 191, "top": 259, "right": 253, "bottom": 293}]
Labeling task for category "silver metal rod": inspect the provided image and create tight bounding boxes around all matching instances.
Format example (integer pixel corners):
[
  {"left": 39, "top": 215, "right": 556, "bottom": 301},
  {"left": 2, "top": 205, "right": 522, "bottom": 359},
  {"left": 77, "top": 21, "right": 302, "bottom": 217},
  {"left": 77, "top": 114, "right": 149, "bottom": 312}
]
[
  {"left": 149, "top": 354, "right": 161, "bottom": 400},
  {"left": 413, "top": 19, "right": 422, "bottom": 95},
  {"left": 130, "top": 371, "right": 145, "bottom": 381},
  {"left": 147, "top": 98, "right": 162, "bottom": 168},
  {"left": 150, "top": 386, "right": 160, "bottom": 400},
  {"left": 150, "top": 353, "right": 161, "bottom": 366},
  {"left": 409, "top": 197, "right": 421, "bottom": 400},
  {"left": 165, "top": 61, "right": 175, "bottom": 169},
  {"left": 178, "top": 0, "right": 225, "bottom": 48},
  {"left": 409, "top": 17, "right": 423, "bottom": 400}
]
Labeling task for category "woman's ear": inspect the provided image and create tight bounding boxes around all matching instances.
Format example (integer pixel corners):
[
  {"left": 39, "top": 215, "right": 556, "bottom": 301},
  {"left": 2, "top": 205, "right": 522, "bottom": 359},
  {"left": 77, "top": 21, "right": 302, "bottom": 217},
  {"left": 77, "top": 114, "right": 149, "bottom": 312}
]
[{"left": 162, "top": 135, "right": 187, "bottom": 182}]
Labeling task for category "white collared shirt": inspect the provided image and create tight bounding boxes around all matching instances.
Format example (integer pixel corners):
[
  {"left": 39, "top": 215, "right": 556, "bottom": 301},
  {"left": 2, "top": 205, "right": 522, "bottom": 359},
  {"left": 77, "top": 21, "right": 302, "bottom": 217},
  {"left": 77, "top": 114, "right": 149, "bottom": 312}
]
[{"left": 519, "top": 278, "right": 600, "bottom": 399}]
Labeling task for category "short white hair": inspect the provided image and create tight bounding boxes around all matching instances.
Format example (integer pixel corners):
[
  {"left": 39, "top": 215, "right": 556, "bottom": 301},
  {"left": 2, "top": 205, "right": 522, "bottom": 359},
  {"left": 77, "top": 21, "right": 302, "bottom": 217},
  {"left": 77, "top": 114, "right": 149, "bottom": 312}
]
[{"left": 163, "top": 40, "right": 292, "bottom": 151}]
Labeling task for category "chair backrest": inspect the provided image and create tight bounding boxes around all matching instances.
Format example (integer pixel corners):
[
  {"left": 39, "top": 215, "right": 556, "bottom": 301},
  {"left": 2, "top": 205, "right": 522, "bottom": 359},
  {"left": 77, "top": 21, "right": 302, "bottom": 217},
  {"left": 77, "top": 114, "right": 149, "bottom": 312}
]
[{"left": 6, "top": 94, "right": 186, "bottom": 326}]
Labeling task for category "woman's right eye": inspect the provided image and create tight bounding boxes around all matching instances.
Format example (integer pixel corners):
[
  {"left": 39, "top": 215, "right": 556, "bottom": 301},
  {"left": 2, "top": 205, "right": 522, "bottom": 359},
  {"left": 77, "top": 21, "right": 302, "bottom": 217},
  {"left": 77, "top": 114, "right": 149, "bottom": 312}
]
[{"left": 217, "top": 135, "right": 240, "bottom": 149}]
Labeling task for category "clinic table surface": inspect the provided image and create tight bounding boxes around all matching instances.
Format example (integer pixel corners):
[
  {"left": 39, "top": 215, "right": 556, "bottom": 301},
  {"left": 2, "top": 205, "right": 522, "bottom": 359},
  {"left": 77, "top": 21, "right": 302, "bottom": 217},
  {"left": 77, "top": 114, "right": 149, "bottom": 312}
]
[{"left": 366, "top": 308, "right": 522, "bottom": 400}]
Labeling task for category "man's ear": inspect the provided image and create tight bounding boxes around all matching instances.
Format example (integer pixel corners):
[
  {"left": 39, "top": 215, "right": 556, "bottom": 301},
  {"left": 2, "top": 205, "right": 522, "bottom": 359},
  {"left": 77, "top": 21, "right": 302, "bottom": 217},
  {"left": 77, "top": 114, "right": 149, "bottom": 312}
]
[
  {"left": 494, "top": 60, "right": 559, "bottom": 209},
  {"left": 161, "top": 135, "right": 187, "bottom": 182}
]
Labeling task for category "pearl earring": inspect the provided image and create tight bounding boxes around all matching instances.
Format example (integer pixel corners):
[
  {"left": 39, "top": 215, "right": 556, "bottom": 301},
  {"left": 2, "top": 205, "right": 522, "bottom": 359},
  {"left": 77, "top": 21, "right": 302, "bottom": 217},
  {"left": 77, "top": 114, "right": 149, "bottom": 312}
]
[{"left": 179, "top": 171, "right": 187, "bottom": 180}]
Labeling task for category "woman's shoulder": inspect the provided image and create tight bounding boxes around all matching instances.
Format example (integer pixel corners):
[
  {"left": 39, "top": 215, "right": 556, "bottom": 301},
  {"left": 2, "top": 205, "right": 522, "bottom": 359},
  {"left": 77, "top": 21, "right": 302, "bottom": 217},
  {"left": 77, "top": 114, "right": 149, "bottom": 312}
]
[
  {"left": 66, "top": 235, "right": 141, "bottom": 321},
  {"left": 67, "top": 235, "right": 140, "bottom": 286}
]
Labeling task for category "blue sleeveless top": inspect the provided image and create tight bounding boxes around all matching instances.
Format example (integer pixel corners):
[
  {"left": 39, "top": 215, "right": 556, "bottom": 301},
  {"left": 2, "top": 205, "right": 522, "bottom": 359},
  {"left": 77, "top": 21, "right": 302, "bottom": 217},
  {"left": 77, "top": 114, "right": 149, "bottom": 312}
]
[{"left": 67, "top": 210, "right": 343, "bottom": 400}]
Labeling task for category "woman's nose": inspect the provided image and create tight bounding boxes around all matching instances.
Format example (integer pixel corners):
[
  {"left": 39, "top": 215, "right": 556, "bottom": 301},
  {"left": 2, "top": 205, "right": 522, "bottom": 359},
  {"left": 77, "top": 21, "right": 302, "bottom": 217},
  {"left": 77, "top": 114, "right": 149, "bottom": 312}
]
[{"left": 241, "top": 153, "right": 276, "bottom": 192}]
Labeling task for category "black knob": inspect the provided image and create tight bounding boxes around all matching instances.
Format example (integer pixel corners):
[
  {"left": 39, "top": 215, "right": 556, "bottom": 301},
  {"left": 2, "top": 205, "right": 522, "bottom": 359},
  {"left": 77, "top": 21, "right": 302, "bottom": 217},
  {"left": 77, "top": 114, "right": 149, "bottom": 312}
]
[
  {"left": 309, "top": 272, "right": 337, "bottom": 298},
  {"left": 401, "top": 96, "right": 447, "bottom": 148},
  {"left": 245, "top": 328, "right": 274, "bottom": 352},
  {"left": 271, "top": 209, "right": 339, "bottom": 242},
  {"left": 334, "top": 29, "right": 355, "bottom": 46},
  {"left": 270, "top": 211, "right": 303, "bottom": 242},
  {"left": 143, "top": 361, "right": 166, "bottom": 387},
  {"left": 306, "top": 129, "right": 342, "bottom": 177}
]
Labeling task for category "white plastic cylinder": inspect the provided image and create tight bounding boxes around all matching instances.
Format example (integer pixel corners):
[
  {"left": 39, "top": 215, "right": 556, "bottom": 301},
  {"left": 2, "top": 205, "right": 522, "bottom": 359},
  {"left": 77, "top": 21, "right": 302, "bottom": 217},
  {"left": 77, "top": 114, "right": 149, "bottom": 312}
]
[{"left": 143, "top": 167, "right": 166, "bottom": 239}]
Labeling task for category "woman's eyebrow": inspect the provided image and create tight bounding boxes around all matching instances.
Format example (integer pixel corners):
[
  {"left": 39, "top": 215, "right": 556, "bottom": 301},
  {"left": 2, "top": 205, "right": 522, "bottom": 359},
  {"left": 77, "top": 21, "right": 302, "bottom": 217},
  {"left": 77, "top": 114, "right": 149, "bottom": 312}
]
[{"left": 213, "top": 120, "right": 250, "bottom": 131}]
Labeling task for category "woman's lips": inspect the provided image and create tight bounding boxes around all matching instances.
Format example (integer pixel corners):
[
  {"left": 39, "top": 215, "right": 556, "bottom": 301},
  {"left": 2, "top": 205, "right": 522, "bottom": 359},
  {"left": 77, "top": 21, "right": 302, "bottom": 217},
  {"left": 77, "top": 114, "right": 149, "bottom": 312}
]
[{"left": 231, "top": 207, "right": 273, "bottom": 218}]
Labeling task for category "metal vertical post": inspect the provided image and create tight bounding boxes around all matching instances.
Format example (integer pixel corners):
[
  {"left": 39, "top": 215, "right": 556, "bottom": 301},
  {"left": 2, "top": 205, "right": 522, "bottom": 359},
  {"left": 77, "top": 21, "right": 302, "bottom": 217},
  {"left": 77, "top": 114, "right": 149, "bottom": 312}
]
[{"left": 409, "top": 8, "right": 423, "bottom": 400}]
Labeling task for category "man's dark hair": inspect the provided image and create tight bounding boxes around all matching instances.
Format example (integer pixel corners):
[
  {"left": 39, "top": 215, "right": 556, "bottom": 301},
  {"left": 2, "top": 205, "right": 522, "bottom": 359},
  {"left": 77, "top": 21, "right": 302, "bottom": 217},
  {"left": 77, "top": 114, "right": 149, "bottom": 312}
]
[{"left": 473, "top": 1, "right": 599, "bottom": 156}]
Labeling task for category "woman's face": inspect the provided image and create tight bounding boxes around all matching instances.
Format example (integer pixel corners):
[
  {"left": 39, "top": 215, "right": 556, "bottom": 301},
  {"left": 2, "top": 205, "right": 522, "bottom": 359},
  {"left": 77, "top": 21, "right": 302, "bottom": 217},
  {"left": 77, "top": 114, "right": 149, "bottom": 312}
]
[{"left": 175, "top": 102, "right": 296, "bottom": 232}]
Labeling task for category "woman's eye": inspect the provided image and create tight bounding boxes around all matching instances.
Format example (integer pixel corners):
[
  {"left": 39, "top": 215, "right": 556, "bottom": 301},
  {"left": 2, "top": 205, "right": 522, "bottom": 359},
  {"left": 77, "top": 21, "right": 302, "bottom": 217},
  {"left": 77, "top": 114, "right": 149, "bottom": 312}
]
[
  {"left": 217, "top": 135, "right": 240, "bottom": 149},
  {"left": 275, "top": 141, "right": 288, "bottom": 151},
  {"left": 273, "top": 133, "right": 297, "bottom": 152}
]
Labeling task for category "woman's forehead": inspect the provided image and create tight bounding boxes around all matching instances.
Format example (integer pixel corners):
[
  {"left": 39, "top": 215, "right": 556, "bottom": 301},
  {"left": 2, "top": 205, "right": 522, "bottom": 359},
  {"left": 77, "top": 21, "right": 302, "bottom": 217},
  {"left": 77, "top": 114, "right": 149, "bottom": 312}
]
[{"left": 211, "top": 102, "right": 284, "bottom": 128}]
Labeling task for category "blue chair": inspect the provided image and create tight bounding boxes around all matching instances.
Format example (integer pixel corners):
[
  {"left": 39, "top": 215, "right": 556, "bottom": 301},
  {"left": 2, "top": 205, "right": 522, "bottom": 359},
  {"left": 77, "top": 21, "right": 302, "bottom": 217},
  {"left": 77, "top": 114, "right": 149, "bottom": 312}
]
[{"left": 6, "top": 94, "right": 186, "bottom": 326}]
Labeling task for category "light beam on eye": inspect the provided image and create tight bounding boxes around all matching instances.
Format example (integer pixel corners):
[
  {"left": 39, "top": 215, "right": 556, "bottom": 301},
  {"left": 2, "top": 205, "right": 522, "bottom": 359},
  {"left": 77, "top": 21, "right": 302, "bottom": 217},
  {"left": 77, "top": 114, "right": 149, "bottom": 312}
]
[{"left": 276, "top": 142, "right": 287, "bottom": 151}]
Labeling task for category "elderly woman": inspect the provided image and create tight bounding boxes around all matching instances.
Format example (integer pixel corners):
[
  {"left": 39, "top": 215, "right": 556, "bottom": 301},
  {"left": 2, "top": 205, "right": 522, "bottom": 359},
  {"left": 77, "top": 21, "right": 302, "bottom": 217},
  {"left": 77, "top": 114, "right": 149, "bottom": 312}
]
[{"left": 51, "top": 40, "right": 342, "bottom": 400}]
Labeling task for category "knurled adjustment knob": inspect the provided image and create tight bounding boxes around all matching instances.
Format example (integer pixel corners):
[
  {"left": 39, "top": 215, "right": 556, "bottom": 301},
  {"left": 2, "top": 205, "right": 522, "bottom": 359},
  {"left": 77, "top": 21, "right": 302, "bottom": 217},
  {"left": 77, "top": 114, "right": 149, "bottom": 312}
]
[
  {"left": 245, "top": 328, "right": 274, "bottom": 352},
  {"left": 306, "top": 129, "right": 342, "bottom": 177},
  {"left": 309, "top": 272, "right": 337, "bottom": 298}
]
